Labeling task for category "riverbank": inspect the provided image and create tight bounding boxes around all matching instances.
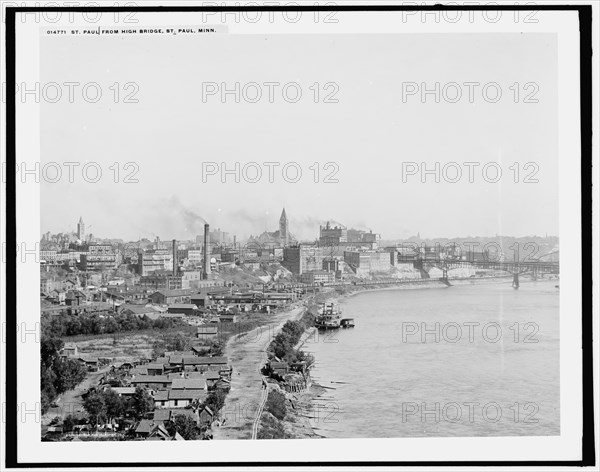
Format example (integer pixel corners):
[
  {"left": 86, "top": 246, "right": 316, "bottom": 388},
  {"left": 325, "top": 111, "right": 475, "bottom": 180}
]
[
  {"left": 333, "top": 274, "right": 552, "bottom": 300},
  {"left": 212, "top": 304, "right": 306, "bottom": 440},
  {"left": 218, "top": 274, "right": 553, "bottom": 439}
]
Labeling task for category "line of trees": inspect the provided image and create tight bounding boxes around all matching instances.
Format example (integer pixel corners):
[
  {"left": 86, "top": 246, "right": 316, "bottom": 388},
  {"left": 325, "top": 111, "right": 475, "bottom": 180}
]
[
  {"left": 269, "top": 313, "right": 315, "bottom": 363},
  {"left": 41, "top": 311, "right": 186, "bottom": 338},
  {"left": 83, "top": 387, "right": 154, "bottom": 426},
  {"left": 41, "top": 337, "right": 88, "bottom": 414}
]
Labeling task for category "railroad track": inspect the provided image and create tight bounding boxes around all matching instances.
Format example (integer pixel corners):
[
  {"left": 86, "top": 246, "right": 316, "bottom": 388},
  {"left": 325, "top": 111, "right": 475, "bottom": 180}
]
[{"left": 251, "top": 376, "right": 269, "bottom": 440}]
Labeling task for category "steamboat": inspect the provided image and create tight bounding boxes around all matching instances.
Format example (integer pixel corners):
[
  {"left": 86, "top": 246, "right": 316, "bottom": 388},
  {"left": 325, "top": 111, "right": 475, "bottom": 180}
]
[{"left": 315, "top": 302, "right": 342, "bottom": 330}]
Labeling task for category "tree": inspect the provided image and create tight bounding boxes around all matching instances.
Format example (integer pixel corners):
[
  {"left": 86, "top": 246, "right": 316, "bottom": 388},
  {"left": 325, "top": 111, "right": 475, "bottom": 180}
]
[
  {"left": 167, "top": 414, "right": 199, "bottom": 440},
  {"left": 164, "top": 333, "right": 188, "bottom": 352},
  {"left": 62, "top": 415, "right": 76, "bottom": 432},
  {"left": 104, "top": 390, "right": 126, "bottom": 422},
  {"left": 41, "top": 337, "right": 63, "bottom": 368},
  {"left": 41, "top": 365, "right": 57, "bottom": 414},
  {"left": 130, "top": 387, "right": 153, "bottom": 419},
  {"left": 204, "top": 389, "right": 227, "bottom": 414},
  {"left": 83, "top": 391, "right": 107, "bottom": 426},
  {"left": 53, "top": 358, "right": 87, "bottom": 394},
  {"left": 265, "top": 390, "right": 286, "bottom": 421}
]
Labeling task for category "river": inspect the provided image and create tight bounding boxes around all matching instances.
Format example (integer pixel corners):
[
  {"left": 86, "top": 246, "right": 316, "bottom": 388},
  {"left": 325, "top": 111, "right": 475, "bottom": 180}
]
[{"left": 306, "top": 280, "right": 560, "bottom": 438}]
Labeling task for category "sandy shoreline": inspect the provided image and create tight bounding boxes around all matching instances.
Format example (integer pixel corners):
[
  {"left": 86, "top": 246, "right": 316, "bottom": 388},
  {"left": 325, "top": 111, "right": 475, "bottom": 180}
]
[{"left": 212, "top": 304, "right": 306, "bottom": 440}]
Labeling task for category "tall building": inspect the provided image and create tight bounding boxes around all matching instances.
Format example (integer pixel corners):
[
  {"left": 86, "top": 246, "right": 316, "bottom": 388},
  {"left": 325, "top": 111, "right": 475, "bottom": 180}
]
[
  {"left": 77, "top": 217, "right": 85, "bottom": 241},
  {"left": 279, "top": 208, "right": 289, "bottom": 245},
  {"left": 319, "top": 221, "right": 347, "bottom": 246},
  {"left": 282, "top": 244, "right": 325, "bottom": 275}
]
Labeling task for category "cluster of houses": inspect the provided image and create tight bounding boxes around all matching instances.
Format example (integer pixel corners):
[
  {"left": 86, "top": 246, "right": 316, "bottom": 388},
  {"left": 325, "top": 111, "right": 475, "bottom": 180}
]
[
  {"left": 114, "top": 351, "right": 232, "bottom": 440},
  {"left": 60, "top": 343, "right": 105, "bottom": 372},
  {"left": 52, "top": 343, "right": 233, "bottom": 441},
  {"left": 42, "top": 275, "right": 300, "bottom": 328}
]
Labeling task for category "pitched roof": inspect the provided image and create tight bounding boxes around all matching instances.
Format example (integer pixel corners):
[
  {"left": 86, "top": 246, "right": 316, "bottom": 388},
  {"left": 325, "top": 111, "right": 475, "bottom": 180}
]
[
  {"left": 130, "top": 375, "right": 171, "bottom": 384},
  {"left": 197, "top": 326, "right": 218, "bottom": 334},
  {"left": 146, "top": 363, "right": 165, "bottom": 371},
  {"left": 152, "top": 409, "right": 172, "bottom": 422},
  {"left": 135, "top": 419, "right": 157, "bottom": 434},
  {"left": 168, "top": 389, "right": 206, "bottom": 401},
  {"left": 154, "top": 408, "right": 198, "bottom": 423},
  {"left": 166, "top": 373, "right": 185, "bottom": 380},
  {"left": 170, "top": 409, "right": 199, "bottom": 421},
  {"left": 130, "top": 367, "right": 148, "bottom": 376},
  {"left": 186, "top": 372, "right": 211, "bottom": 380},
  {"left": 153, "top": 390, "right": 169, "bottom": 401},
  {"left": 66, "top": 290, "right": 86, "bottom": 299},
  {"left": 168, "top": 304, "right": 198, "bottom": 310},
  {"left": 111, "top": 387, "right": 136, "bottom": 395},
  {"left": 181, "top": 356, "right": 228, "bottom": 366},
  {"left": 191, "top": 345, "right": 209, "bottom": 354},
  {"left": 168, "top": 355, "right": 183, "bottom": 365},
  {"left": 151, "top": 289, "right": 194, "bottom": 298},
  {"left": 120, "top": 305, "right": 158, "bottom": 315},
  {"left": 78, "top": 356, "right": 98, "bottom": 363},
  {"left": 171, "top": 378, "right": 206, "bottom": 390}
]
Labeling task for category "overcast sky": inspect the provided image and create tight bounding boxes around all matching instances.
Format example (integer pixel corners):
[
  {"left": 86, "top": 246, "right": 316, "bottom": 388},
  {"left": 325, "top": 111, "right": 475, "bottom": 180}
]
[{"left": 41, "top": 32, "right": 558, "bottom": 241}]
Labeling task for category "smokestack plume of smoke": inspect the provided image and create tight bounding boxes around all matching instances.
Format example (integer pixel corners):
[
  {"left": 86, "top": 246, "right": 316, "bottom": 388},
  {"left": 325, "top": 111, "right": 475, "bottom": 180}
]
[
  {"left": 172, "top": 239, "right": 177, "bottom": 276},
  {"left": 203, "top": 224, "right": 210, "bottom": 280}
]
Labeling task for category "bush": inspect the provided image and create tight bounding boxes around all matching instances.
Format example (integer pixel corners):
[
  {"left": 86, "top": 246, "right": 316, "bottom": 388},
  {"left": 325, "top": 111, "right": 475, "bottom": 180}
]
[
  {"left": 257, "top": 413, "right": 288, "bottom": 439},
  {"left": 265, "top": 390, "right": 287, "bottom": 421},
  {"left": 167, "top": 414, "right": 199, "bottom": 440}
]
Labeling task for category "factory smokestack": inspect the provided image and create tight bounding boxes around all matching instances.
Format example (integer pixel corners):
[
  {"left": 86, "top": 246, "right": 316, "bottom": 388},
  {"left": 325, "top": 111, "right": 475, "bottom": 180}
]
[
  {"left": 203, "top": 223, "right": 210, "bottom": 280},
  {"left": 172, "top": 239, "right": 177, "bottom": 276}
]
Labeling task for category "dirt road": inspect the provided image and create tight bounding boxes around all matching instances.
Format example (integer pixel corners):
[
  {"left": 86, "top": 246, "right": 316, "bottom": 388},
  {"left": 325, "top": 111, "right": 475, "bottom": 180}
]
[
  {"left": 213, "top": 306, "right": 305, "bottom": 440},
  {"left": 42, "top": 365, "right": 111, "bottom": 425}
]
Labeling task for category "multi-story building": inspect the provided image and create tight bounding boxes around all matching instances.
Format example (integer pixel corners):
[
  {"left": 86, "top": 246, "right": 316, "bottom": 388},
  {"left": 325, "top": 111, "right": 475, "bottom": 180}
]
[
  {"left": 39, "top": 250, "right": 57, "bottom": 263},
  {"left": 282, "top": 244, "right": 325, "bottom": 275},
  {"left": 77, "top": 217, "right": 86, "bottom": 241},
  {"left": 209, "top": 228, "right": 230, "bottom": 245},
  {"left": 344, "top": 250, "right": 391, "bottom": 274},
  {"left": 220, "top": 249, "right": 239, "bottom": 263},
  {"left": 139, "top": 270, "right": 202, "bottom": 290},
  {"left": 88, "top": 244, "right": 113, "bottom": 255},
  {"left": 55, "top": 251, "right": 85, "bottom": 263},
  {"left": 279, "top": 208, "right": 289, "bottom": 246},
  {"left": 137, "top": 249, "right": 173, "bottom": 276},
  {"left": 181, "top": 249, "right": 203, "bottom": 266},
  {"left": 346, "top": 229, "right": 380, "bottom": 249},
  {"left": 319, "top": 221, "right": 347, "bottom": 247},
  {"left": 80, "top": 244, "right": 119, "bottom": 271},
  {"left": 299, "top": 270, "right": 335, "bottom": 285}
]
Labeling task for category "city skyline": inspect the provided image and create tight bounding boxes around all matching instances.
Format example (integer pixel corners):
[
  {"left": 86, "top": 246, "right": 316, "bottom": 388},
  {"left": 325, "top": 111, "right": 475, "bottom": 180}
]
[
  {"left": 41, "top": 211, "right": 559, "bottom": 244},
  {"left": 41, "top": 33, "right": 558, "bottom": 241}
]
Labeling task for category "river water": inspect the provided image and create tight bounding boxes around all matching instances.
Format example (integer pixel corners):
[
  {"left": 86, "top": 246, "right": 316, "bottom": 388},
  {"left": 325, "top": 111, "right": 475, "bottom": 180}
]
[{"left": 305, "top": 280, "right": 560, "bottom": 438}]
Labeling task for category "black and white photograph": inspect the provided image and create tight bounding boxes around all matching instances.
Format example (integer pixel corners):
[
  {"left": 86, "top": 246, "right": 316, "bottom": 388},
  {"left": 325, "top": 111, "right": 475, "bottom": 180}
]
[{"left": 1, "top": 2, "right": 597, "bottom": 469}]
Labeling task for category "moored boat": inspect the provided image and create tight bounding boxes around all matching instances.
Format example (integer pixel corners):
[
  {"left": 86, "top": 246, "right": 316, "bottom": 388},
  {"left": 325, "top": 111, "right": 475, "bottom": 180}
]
[
  {"left": 315, "top": 302, "right": 342, "bottom": 329},
  {"left": 340, "top": 318, "right": 355, "bottom": 328}
]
